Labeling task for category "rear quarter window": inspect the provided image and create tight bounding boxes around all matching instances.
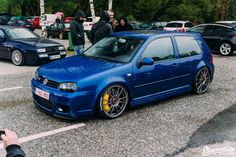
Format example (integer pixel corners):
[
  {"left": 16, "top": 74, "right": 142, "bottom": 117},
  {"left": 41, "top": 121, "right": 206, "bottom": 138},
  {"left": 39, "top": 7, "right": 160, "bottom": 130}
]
[{"left": 175, "top": 36, "right": 202, "bottom": 58}]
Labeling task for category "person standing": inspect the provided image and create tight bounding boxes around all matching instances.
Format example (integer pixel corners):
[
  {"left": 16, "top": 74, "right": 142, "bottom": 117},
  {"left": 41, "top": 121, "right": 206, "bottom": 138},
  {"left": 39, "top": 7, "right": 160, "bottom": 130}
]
[
  {"left": 70, "top": 10, "right": 86, "bottom": 55},
  {"left": 1, "top": 129, "right": 25, "bottom": 157},
  {"left": 91, "top": 10, "right": 113, "bottom": 44},
  {"left": 108, "top": 10, "right": 116, "bottom": 31},
  {"left": 114, "top": 16, "right": 133, "bottom": 32}
]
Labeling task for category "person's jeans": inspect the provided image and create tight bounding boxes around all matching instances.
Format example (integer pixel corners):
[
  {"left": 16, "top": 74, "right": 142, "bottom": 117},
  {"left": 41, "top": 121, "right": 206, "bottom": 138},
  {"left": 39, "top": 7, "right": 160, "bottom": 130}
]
[{"left": 74, "top": 45, "right": 84, "bottom": 55}]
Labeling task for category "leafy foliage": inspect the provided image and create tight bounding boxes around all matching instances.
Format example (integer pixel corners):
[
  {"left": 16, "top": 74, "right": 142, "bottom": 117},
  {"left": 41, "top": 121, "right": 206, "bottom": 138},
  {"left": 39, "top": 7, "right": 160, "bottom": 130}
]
[{"left": 0, "top": 0, "right": 236, "bottom": 23}]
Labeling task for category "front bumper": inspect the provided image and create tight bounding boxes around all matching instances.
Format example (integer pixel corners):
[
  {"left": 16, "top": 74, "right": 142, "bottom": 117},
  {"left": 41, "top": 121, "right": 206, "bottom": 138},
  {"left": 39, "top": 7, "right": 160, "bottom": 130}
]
[
  {"left": 25, "top": 51, "right": 67, "bottom": 65},
  {"left": 31, "top": 79, "right": 96, "bottom": 119}
]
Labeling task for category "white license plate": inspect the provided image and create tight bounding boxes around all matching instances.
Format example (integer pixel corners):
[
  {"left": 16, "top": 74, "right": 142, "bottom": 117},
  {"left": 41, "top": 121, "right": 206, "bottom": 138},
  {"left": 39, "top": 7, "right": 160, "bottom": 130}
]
[
  {"left": 26, "top": 25, "right": 30, "bottom": 27},
  {"left": 50, "top": 55, "right": 60, "bottom": 60},
  {"left": 35, "top": 88, "right": 50, "bottom": 100}
]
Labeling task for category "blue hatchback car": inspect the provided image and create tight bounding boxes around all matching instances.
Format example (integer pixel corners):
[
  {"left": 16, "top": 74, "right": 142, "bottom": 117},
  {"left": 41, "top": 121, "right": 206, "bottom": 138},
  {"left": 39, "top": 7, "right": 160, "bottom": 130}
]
[{"left": 31, "top": 31, "right": 214, "bottom": 119}]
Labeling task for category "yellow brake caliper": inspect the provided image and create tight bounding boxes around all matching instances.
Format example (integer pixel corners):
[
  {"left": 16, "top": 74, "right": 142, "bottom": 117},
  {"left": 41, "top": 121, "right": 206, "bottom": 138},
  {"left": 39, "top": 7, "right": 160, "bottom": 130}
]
[{"left": 103, "top": 93, "right": 110, "bottom": 112}]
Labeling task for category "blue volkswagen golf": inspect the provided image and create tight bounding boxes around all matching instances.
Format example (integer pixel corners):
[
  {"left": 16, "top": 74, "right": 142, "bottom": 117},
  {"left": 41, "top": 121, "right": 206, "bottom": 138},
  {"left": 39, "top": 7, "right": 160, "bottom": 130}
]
[{"left": 31, "top": 31, "right": 214, "bottom": 119}]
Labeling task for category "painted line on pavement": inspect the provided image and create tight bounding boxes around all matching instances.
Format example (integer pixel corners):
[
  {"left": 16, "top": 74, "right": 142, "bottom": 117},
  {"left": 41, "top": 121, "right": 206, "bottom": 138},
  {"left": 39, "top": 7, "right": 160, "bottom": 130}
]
[
  {"left": 0, "top": 86, "right": 23, "bottom": 92},
  {"left": 0, "top": 123, "right": 86, "bottom": 149}
]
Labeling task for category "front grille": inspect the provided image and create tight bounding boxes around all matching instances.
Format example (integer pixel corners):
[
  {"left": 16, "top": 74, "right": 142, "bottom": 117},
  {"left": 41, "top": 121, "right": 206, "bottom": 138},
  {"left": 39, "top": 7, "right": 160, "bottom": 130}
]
[
  {"left": 46, "top": 46, "right": 59, "bottom": 52},
  {"left": 34, "top": 94, "right": 53, "bottom": 110},
  {"left": 37, "top": 76, "right": 59, "bottom": 89}
]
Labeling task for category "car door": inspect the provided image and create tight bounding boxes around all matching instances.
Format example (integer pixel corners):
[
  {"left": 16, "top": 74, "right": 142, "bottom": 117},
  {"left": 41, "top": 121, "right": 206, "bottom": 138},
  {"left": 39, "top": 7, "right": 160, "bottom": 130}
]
[
  {"left": 201, "top": 25, "right": 218, "bottom": 51},
  {"left": 133, "top": 36, "right": 179, "bottom": 99},
  {"left": 174, "top": 35, "right": 203, "bottom": 86},
  {"left": 0, "top": 29, "right": 10, "bottom": 59}
]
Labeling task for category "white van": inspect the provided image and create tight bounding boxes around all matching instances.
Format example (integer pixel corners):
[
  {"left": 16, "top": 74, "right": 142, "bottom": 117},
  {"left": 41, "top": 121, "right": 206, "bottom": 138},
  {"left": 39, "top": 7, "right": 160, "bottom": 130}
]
[{"left": 40, "top": 14, "right": 59, "bottom": 28}]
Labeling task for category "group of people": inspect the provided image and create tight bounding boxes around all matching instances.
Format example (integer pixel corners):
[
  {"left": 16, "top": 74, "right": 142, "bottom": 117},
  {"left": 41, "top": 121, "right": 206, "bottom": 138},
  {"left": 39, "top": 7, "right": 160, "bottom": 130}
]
[{"left": 70, "top": 10, "right": 133, "bottom": 55}]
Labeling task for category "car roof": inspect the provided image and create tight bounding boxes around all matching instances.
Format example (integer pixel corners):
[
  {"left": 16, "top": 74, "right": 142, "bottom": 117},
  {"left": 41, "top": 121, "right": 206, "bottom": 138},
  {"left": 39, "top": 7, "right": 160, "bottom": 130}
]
[
  {"left": 191, "top": 23, "right": 234, "bottom": 29},
  {"left": 112, "top": 30, "right": 198, "bottom": 40},
  {"left": 167, "top": 21, "right": 191, "bottom": 23}
]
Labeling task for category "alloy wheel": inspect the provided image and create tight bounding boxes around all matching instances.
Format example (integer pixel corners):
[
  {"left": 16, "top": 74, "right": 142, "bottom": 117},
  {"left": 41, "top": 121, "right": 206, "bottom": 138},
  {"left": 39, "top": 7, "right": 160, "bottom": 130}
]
[
  {"left": 219, "top": 43, "right": 232, "bottom": 56},
  {"left": 194, "top": 67, "right": 211, "bottom": 94},
  {"left": 99, "top": 85, "right": 129, "bottom": 118},
  {"left": 11, "top": 50, "right": 24, "bottom": 66}
]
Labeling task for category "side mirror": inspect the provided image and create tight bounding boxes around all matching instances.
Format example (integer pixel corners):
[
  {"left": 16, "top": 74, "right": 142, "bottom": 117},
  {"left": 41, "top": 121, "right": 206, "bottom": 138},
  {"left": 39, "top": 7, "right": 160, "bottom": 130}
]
[{"left": 137, "top": 57, "right": 154, "bottom": 68}]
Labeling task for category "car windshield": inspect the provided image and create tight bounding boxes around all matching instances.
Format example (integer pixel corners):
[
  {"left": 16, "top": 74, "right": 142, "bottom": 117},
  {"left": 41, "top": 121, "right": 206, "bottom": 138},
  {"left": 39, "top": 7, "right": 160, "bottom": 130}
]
[
  {"left": 82, "top": 36, "right": 145, "bottom": 63},
  {"left": 166, "top": 23, "right": 183, "bottom": 27},
  {"left": 5, "top": 28, "right": 39, "bottom": 39}
]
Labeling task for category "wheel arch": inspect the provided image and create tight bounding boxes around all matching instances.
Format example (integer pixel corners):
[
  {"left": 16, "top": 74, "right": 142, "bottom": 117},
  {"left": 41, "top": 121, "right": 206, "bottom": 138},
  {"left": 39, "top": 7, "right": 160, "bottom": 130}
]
[{"left": 93, "top": 79, "right": 132, "bottom": 112}]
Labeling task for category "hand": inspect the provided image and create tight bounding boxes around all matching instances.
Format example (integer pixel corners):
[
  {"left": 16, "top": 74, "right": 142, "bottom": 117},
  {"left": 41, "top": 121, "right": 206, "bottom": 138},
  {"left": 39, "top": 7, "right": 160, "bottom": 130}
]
[{"left": 1, "top": 129, "right": 19, "bottom": 148}]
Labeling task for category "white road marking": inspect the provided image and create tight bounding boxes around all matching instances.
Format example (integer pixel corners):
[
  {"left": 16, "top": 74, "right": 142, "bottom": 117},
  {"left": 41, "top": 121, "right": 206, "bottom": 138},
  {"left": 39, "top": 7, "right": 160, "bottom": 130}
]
[
  {"left": 0, "top": 86, "right": 23, "bottom": 92},
  {"left": 0, "top": 123, "right": 85, "bottom": 149}
]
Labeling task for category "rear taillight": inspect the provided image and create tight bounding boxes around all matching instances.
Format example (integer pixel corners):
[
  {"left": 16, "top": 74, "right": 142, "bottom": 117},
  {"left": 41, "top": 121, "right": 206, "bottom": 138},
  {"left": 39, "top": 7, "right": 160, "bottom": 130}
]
[
  {"left": 89, "top": 23, "right": 93, "bottom": 26},
  {"left": 210, "top": 50, "right": 213, "bottom": 64},
  {"left": 231, "top": 34, "right": 236, "bottom": 37}
]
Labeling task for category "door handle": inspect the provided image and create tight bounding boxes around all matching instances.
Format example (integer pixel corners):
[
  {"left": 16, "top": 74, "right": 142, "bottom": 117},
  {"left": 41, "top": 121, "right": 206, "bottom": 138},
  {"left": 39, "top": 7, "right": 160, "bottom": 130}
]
[{"left": 172, "top": 63, "right": 179, "bottom": 67}]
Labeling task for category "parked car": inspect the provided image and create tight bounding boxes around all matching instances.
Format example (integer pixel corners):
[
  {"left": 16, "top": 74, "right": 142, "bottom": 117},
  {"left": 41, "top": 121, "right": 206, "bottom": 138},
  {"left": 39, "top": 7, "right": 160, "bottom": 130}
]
[
  {"left": 8, "top": 16, "right": 35, "bottom": 31},
  {"left": 129, "top": 20, "right": 142, "bottom": 30},
  {"left": 83, "top": 16, "right": 100, "bottom": 31},
  {"left": 31, "top": 31, "right": 214, "bottom": 119},
  {"left": 0, "top": 26, "right": 66, "bottom": 65},
  {"left": 40, "top": 14, "right": 59, "bottom": 28},
  {"left": 215, "top": 21, "right": 236, "bottom": 28},
  {"left": 140, "top": 21, "right": 167, "bottom": 30},
  {"left": 164, "top": 21, "right": 193, "bottom": 32},
  {"left": 188, "top": 23, "right": 236, "bottom": 56},
  {"left": 0, "top": 13, "right": 12, "bottom": 25},
  {"left": 45, "top": 22, "right": 70, "bottom": 39},
  {"left": 65, "top": 17, "right": 74, "bottom": 23}
]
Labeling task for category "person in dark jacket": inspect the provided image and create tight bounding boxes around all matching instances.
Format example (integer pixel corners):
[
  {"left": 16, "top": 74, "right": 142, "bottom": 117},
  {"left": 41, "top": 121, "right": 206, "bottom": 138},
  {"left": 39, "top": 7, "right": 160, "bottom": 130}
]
[
  {"left": 114, "top": 16, "right": 133, "bottom": 32},
  {"left": 70, "top": 10, "right": 86, "bottom": 55},
  {"left": 91, "top": 10, "right": 113, "bottom": 44},
  {"left": 1, "top": 129, "right": 25, "bottom": 157}
]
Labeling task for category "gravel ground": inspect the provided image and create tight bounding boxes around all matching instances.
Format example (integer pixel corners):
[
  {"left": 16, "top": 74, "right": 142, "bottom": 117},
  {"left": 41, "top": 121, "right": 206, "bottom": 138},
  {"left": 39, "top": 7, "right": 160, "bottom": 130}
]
[{"left": 0, "top": 54, "right": 235, "bottom": 157}]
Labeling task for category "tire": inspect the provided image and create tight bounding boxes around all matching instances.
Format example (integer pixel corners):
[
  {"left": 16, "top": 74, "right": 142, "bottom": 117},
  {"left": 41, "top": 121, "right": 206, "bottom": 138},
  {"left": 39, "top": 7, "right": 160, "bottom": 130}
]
[
  {"left": 59, "top": 32, "right": 64, "bottom": 40},
  {"left": 98, "top": 84, "right": 129, "bottom": 119},
  {"left": 219, "top": 42, "right": 233, "bottom": 56},
  {"left": 11, "top": 50, "right": 24, "bottom": 66},
  {"left": 193, "top": 67, "right": 211, "bottom": 94}
]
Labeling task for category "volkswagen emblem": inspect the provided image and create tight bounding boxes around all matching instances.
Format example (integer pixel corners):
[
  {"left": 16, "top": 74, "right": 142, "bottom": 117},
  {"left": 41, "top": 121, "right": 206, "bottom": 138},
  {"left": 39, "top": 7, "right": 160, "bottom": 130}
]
[{"left": 43, "top": 79, "right": 48, "bottom": 85}]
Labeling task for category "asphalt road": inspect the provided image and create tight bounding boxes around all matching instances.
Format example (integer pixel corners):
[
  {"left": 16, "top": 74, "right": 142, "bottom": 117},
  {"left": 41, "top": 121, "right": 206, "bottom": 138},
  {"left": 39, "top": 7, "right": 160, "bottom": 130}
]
[{"left": 0, "top": 45, "right": 236, "bottom": 156}]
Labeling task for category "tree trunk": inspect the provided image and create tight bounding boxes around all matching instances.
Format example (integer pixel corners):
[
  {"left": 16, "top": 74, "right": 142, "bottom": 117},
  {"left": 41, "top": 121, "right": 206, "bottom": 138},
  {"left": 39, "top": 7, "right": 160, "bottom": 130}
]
[
  {"left": 220, "top": 0, "right": 228, "bottom": 20},
  {"left": 108, "top": 0, "right": 113, "bottom": 10}
]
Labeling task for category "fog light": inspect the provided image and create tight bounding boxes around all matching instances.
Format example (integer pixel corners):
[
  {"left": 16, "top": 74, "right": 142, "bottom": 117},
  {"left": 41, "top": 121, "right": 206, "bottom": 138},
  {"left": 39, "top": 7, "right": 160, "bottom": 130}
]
[
  {"left": 60, "top": 51, "right": 66, "bottom": 55},
  {"left": 38, "top": 54, "right": 48, "bottom": 58},
  {"left": 58, "top": 108, "right": 63, "bottom": 112}
]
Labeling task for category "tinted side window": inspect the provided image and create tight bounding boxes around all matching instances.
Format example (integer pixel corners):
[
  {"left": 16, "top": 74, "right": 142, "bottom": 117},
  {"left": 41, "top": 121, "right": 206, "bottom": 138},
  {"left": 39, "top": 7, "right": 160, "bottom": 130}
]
[
  {"left": 0, "top": 30, "right": 4, "bottom": 38},
  {"left": 203, "top": 25, "right": 215, "bottom": 33},
  {"left": 185, "top": 22, "right": 193, "bottom": 28},
  {"left": 142, "top": 37, "right": 175, "bottom": 61},
  {"left": 175, "top": 36, "right": 201, "bottom": 58},
  {"left": 189, "top": 25, "right": 206, "bottom": 33}
]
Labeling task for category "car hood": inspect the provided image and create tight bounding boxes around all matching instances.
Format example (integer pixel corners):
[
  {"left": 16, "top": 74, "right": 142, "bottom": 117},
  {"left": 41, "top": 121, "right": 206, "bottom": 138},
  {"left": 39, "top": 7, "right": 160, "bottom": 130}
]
[
  {"left": 12, "top": 38, "right": 61, "bottom": 47},
  {"left": 38, "top": 55, "right": 122, "bottom": 82}
]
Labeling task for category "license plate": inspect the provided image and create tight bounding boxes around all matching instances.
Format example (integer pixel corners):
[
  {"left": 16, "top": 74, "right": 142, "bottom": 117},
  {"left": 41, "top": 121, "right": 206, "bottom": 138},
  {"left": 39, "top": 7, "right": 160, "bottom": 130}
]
[
  {"left": 26, "top": 25, "right": 30, "bottom": 27},
  {"left": 50, "top": 55, "right": 60, "bottom": 60},
  {"left": 35, "top": 88, "right": 50, "bottom": 100}
]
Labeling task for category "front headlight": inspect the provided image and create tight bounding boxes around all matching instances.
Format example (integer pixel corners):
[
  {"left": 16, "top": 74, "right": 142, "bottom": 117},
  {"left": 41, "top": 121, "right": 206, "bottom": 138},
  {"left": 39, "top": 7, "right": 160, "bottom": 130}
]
[
  {"left": 37, "top": 48, "right": 46, "bottom": 53},
  {"left": 59, "top": 82, "right": 77, "bottom": 92},
  {"left": 58, "top": 46, "right": 65, "bottom": 51},
  {"left": 34, "top": 71, "right": 39, "bottom": 80}
]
